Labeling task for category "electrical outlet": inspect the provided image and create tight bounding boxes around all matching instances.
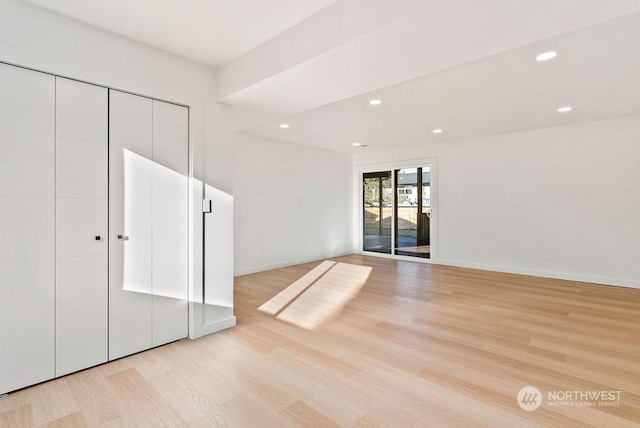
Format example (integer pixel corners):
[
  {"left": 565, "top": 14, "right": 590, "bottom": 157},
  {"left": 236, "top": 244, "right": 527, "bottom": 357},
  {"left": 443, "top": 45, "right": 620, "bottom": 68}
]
[
  {"left": 491, "top": 244, "right": 498, "bottom": 253},
  {"left": 262, "top": 249, "right": 268, "bottom": 256},
  {"left": 546, "top": 251, "right": 555, "bottom": 261}
]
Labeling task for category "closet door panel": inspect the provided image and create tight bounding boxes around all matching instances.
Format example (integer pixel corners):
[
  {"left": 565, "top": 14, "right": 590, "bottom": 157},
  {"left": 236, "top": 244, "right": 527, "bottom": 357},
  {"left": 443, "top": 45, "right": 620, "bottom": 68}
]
[
  {"left": 108, "top": 197, "right": 152, "bottom": 254},
  {"left": 0, "top": 260, "right": 54, "bottom": 330},
  {"left": 153, "top": 296, "right": 187, "bottom": 347},
  {"left": 56, "top": 138, "right": 107, "bottom": 199},
  {"left": 56, "top": 80, "right": 107, "bottom": 143},
  {"left": 152, "top": 150, "right": 188, "bottom": 175},
  {"left": 0, "top": 198, "right": 54, "bottom": 264},
  {"left": 56, "top": 311, "right": 107, "bottom": 377},
  {"left": 55, "top": 77, "right": 108, "bottom": 377},
  {"left": 0, "top": 322, "right": 55, "bottom": 395},
  {"left": 0, "top": 64, "right": 55, "bottom": 395},
  {"left": 152, "top": 246, "right": 187, "bottom": 346},
  {"left": 108, "top": 93, "right": 188, "bottom": 357},
  {"left": 57, "top": 255, "right": 107, "bottom": 319},
  {"left": 108, "top": 250, "right": 152, "bottom": 307},
  {"left": 109, "top": 90, "right": 154, "bottom": 360},
  {"left": 0, "top": 130, "right": 54, "bottom": 198},
  {"left": 152, "top": 101, "right": 188, "bottom": 153},
  {"left": 152, "top": 157, "right": 188, "bottom": 200},
  {"left": 109, "top": 301, "right": 152, "bottom": 360},
  {"left": 0, "top": 63, "right": 55, "bottom": 135},
  {"left": 109, "top": 90, "right": 152, "bottom": 200},
  {"left": 153, "top": 248, "right": 187, "bottom": 299},
  {"left": 109, "top": 91, "right": 152, "bottom": 152},
  {"left": 109, "top": 146, "right": 153, "bottom": 200},
  {"left": 56, "top": 198, "right": 107, "bottom": 258}
]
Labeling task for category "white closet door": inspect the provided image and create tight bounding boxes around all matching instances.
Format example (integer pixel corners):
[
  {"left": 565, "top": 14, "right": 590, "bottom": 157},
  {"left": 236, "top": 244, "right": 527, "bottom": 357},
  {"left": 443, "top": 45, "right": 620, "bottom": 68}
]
[
  {"left": 109, "top": 90, "right": 154, "bottom": 360},
  {"left": 0, "top": 63, "right": 55, "bottom": 394},
  {"left": 55, "top": 77, "right": 108, "bottom": 376},
  {"left": 152, "top": 100, "right": 188, "bottom": 346}
]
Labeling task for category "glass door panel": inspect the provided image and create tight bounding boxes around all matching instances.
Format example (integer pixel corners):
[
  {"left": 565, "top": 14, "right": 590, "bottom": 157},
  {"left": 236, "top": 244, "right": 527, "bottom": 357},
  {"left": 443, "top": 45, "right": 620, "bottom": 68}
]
[
  {"left": 363, "top": 172, "right": 392, "bottom": 254},
  {"left": 395, "top": 167, "right": 430, "bottom": 259}
]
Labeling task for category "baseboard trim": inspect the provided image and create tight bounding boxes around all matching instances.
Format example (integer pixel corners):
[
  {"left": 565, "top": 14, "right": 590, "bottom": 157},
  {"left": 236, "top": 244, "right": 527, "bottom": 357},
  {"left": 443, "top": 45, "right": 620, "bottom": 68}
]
[
  {"left": 190, "top": 316, "right": 236, "bottom": 339},
  {"left": 235, "top": 253, "right": 640, "bottom": 290},
  {"left": 436, "top": 259, "right": 640, "bottom": 290},
  {"left": 234, "top": 251, "right": 353, "bottom": 277}
]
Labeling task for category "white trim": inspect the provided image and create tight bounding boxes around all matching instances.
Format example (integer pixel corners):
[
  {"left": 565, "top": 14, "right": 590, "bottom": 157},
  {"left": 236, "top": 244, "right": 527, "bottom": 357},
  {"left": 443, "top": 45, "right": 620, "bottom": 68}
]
[
  {"left": 359, "top": 249, "right": 432, "bottom": 264},
  {"left": 188, "top": 178, "right": 203, "bottom": 339},
  {"left": 438, "top": 258, "right": 640, "bottom": 290},
  {"left": 234, "top": 250, "right": 353, "bottom": 277},
  {"left": 190, "top": 316, "right": 236, "bottom": 338},
  {"left": 391, "top": 171, "right": 396, "bottom": 254},
  {"left": 357, "top": 157, "right": 437, "bottom": 173}
]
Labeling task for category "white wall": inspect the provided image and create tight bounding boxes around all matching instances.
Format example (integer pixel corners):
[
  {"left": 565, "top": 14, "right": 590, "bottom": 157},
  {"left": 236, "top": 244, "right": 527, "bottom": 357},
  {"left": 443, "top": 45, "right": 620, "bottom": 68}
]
[
  {"left": 354, "top": 116, "right": 640, "bottom": 289},
  {"left": 234, "top": 132, "right": 353, "bottom": 276},
  {"left": 0, "top": 0, "right": 235, "bottom": 337}
]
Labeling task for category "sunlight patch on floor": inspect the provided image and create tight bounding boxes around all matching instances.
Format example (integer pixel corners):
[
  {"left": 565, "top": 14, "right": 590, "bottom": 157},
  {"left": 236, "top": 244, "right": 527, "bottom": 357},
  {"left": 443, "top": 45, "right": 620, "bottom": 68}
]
[
  {"left": 258, "top": 260, "right": 336, "bottom": 315},
  {"left": 258, "top": 261, "right": 372, "bottom": 329}
]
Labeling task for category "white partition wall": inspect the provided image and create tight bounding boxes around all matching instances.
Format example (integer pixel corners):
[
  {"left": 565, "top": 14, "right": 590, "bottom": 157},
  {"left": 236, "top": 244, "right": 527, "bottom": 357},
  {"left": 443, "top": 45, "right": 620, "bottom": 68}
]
[
  {"left": 0, "top": 63, "right": 56, "bottom": 395},
  {"left": 55, "top": 77, "right": 108, "bottom": 376}
]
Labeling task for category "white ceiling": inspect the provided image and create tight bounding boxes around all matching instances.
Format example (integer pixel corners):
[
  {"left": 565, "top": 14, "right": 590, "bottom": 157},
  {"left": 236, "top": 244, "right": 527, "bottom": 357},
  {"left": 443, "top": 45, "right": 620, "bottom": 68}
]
[
  {"left": 22, "top": 0, "right": 640, "bottom": 154},
  {"left": 22, "top": 0, "right": 337, "bottom": 66},
  {"left": 245, "top": 12, "right": 640, "bottom": 153}
]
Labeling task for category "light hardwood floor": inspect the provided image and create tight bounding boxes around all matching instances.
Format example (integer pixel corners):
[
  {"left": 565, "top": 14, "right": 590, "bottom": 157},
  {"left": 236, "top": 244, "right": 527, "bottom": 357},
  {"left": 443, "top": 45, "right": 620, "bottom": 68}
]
[{"left": 1, "top": 254, "right": 640, "bottom": 427}]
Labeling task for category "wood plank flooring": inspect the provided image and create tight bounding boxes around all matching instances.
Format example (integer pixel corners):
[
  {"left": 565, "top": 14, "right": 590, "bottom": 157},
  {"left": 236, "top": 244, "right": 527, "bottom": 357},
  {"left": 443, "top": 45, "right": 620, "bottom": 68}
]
[{"left": 1, "top": 254, "right": 640, "bottom": 427}]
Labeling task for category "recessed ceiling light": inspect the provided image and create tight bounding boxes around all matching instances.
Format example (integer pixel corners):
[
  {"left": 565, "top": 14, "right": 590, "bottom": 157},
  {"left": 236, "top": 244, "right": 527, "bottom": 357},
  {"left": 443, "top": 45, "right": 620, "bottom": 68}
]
[
  {"left": 279, "top": 123, "right": 290, "bottom": 129},
  {"left": 536, "top": 51, "right": 557, "bottom": 61},
  {"left": 369, "top": 99, "right": 382, "bottom": 106},
  {"left": 557, "top": 106, "right": 572, "bottom": 113},
  {"left": 432, "top": 129, "right": 443, "bottom": 134}
]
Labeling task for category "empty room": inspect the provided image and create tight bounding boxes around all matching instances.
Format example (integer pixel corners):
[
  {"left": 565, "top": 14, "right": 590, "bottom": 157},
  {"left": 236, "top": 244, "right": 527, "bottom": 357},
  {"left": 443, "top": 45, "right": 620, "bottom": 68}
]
[{"left": 1, "top": 0, "right": 639, "bottom": 426}]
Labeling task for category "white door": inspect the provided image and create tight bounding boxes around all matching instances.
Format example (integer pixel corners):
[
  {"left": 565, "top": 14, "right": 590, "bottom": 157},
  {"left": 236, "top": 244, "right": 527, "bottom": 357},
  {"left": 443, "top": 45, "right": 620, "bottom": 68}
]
[
  {"left": 55, "top": 77, "right": 108, "bottom": 376},
  {"left": 109, "top": 90, "right": 154, "bottom": 360},
  {"left": 108, "top": 91, "right": 188, "bottom": 359},
  {"left": 0, "top": 63, "right": 56, "bottom": 394}
]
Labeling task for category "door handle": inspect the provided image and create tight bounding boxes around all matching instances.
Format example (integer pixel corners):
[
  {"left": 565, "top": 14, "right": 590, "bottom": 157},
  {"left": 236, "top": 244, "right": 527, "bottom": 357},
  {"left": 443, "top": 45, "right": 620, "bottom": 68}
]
[{"left": 117, "top": 234, "right": 129, "bottom": 241}]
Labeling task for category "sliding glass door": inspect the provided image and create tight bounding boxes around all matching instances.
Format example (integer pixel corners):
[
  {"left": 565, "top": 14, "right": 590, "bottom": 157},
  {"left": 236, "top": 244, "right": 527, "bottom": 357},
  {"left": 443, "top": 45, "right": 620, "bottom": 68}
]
[
  {"left": 394, "top": 167, "right": 430, "bottom": 259},
  {"left": 362, "top": 172, "right": 392, "bottom": 253},
  {"left": 362, "top": 165, "right": 432, "bottom": 260}
]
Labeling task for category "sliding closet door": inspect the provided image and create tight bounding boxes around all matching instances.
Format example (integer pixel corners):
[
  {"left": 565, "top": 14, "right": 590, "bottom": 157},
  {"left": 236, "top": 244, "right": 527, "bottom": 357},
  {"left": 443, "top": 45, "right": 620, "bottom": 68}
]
[
  {"left": 109, "top": 90, "right": 154, "bottom": 359},
  {"left": 55, "top": 78, "right": 108, "bottom": 376},
  {"left": 0, "top": 63, "right": 55, "bottom": 394},
  {"left": 109, "top": 91, "right": 188, "bottom": 359},
  {"left": 151, "top": 100, "right": 188, "bottom": 346}
]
